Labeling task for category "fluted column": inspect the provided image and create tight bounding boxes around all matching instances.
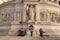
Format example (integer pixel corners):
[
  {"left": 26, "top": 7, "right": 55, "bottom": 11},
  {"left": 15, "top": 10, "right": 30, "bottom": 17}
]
[
  {"left": 48, "top": 12, "right": 51, "bottom": 22},
  {"left": 55, "top": 13, "right": 58, "bottom": 23},
  {"left": 36, "top": 5, "right": 40, "bottom": 23},
  {"left": 29, "top": 5, "right": 34, "bottom": 21},
  {"left": 22, "top": 5, "right": 26, "bottom": 22},
  {"left": 46, "top": 10, "right": 51, "bottom": 22},
  {"left": 43, "top": 9, "right": 47, "bottom": 22}
]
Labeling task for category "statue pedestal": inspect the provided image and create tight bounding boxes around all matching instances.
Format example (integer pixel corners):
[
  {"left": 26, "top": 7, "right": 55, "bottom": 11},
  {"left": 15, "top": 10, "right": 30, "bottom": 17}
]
[
  {"left": 8, "top": 21, "right": 20, "bottom": 36},
  {"left": 8, "top": 21, "right": 28, "bottom": 36},
  {"left": 28, "top": 20, "right": 35, "bottom": 24},
  {"left": 35, "top": 21, "right": 41, "bottom": 25}
]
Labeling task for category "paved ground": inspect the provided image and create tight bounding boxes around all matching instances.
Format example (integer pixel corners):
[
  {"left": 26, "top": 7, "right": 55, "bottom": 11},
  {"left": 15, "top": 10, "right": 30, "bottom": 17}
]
[
  {"left": 0, "top": 26, "right": 60, "bottom": 40},
  {"left": 0, "top": 36, "right": 60, "bottom": 40}
]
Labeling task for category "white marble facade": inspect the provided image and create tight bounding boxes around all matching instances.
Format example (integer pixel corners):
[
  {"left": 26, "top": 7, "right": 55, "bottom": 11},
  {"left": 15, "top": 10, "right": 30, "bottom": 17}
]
[{"left": 0, "top": 0, "right": 60, "bottom": 36}]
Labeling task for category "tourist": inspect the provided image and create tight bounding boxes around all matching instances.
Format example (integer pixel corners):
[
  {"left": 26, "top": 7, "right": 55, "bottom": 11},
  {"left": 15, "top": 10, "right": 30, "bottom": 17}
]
[
  {"left": 39, "top": 28, "right": 44, "bottom": 37},
  {"left": 17, "top": 28, "right": 26, "bottom": 36},
  {"left": 29, "top": 25, "right": 34, "bottom": 37}
]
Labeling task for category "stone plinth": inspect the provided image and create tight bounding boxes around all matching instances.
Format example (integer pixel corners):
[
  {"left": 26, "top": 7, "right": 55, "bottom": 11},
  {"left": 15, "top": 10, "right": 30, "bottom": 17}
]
[
  {"left": 8, "top": 21, "right": 20, "bottom": 36},
  {"left": 28, "top": 20, "right": 34, "bottom": 23},
  {"left": 8, "top": 21, "right": 28, "bottom": 36}
]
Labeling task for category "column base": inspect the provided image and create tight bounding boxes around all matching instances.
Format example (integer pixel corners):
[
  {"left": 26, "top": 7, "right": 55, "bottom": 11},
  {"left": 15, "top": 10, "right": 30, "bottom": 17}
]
[
  {"left": 28, "top": 20, "right": 35, "bottom": 24},
  {"left": 8, "top": 21, "right": 28, "bottom": 36},
  {"left": 35, "top": 21, "right": 41, "bottom": 24},
  {"left": 8, "top": 21, "right": 20, "bottom": 36}
]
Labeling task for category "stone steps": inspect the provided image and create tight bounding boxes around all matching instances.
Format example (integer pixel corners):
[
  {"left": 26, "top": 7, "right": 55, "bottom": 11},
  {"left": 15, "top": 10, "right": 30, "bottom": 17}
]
[
  {"left": 0, "top": 26, "right": 10, "bottom": 36},
  {"left": 0, "top": 36, "right": 60, "bottom": 40}
]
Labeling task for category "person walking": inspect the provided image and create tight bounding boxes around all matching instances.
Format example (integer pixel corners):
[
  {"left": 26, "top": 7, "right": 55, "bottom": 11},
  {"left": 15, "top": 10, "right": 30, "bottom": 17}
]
[
  {"left": 29, "top": 25, "right": 34, "bottom": 37},
  {"left": 39, "top": 28, "right": 44, "bottom": 37}
]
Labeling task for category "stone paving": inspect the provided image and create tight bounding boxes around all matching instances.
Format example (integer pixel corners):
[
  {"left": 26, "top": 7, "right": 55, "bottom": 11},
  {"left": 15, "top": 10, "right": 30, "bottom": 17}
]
[{"left": 0, "top": 36, "right": 60, "bottom": 40}]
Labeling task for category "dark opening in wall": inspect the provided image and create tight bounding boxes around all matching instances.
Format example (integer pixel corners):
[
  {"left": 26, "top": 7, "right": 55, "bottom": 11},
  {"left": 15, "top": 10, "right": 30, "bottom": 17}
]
[
  {"left": 54, "top": 0, "right": 57, "bottom": 3},
  {"left": 49, "top": 0, "right": 51, "bottom": 1},
  {"left": 38, "top": 0, "right": 40, "bottom": 2},
  {"left": 59, "top": 1, "right": 60, "bottom": 5}
]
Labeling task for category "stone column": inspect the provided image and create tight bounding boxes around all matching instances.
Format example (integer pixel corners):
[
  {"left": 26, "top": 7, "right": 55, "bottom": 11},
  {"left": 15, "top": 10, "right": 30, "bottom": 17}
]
[
  {"left": 43, "top": 9, "right": 47, "bottom": 22},
  {"left": 54, "top": 13, "right": 56, "bottom": 22},
  {"left": 46, "top": 10, "right": 50, "bottom": 22},
  {"left": 8, "top": 0, "right": 24, "bottom": 36},
  {"left": 17, "top": 12, "right": 21, "bottom": 22},
  {"left": 29, "top": 5, "right": 34, "bottom": 21},
  {"left": 51, "top": 12, "right": 55, "bottom": 22},
  {"left": 45, "top": 10, "right": 50, "bottom": 23},
  {"left": 55, "top": 13, "right": 58, "bottom": 23},
  {"left": 22, "top": 5, "right": 26, "bottom": 22},
  {"left": 46, "top": 10, "right": 53, "bottom": 24},
  {"left": 58, "top": 13, "right": 60, "bottom": 23},
  {"left": 36, "top": 5, "right": 40, "bottom": 23}
]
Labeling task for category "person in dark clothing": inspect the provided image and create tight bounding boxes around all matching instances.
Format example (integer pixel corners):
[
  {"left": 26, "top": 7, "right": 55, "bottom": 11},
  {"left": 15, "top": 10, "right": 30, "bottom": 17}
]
[
  {"left": 39, "top": 28, "right": 44, "bottom": 37},
  {"left": 17, "top": 28, "right": 26, "bottom": 36},
  {"left": 17, "top": 30, "right": 21, "bottom": 36},
  {"left": 29, "top": 25, "right": 34, "bottom": 37}
]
